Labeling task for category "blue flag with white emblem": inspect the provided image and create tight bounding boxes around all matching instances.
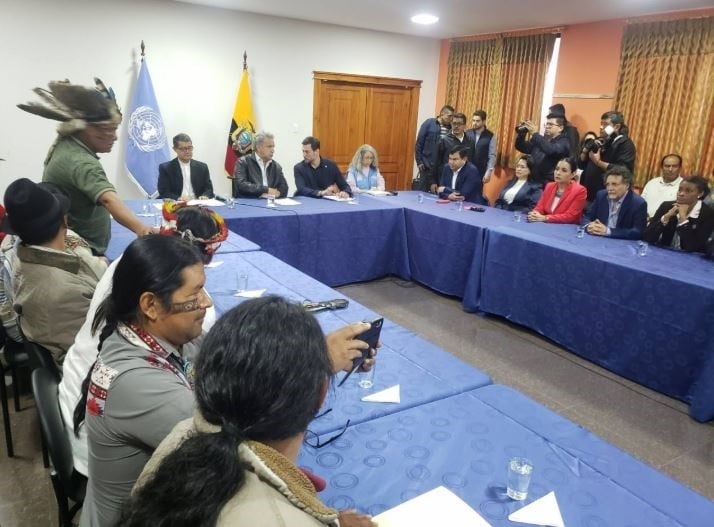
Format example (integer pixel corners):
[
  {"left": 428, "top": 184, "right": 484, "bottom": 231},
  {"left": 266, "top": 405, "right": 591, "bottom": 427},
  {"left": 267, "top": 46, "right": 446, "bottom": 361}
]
[{"left": 125, "top": 58, "right": 171, "bottom": 197}]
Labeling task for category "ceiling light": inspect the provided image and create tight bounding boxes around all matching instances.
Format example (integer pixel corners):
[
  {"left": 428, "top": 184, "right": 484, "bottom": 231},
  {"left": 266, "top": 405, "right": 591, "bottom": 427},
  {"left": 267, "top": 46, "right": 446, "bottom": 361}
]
[{"left": 411, "top": 13, "right": 439, "bottom": 25}]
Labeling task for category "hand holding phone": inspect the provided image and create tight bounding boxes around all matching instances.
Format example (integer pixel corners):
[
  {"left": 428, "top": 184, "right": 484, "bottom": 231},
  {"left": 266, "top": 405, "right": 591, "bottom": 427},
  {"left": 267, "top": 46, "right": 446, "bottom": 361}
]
[{"left": 338, "top": 317, "right": 383, "bottom": 387}]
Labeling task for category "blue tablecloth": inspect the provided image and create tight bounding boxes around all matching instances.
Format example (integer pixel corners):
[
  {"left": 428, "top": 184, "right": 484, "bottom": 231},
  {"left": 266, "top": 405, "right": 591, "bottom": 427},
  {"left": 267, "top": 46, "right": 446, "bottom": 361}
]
[
  {"left": 203, "top": 251, "right": 491, "bottom": 435},
  {"left": 106, "top": 200, "right": 260, "bottom": 260},
  {"left": 220, "top": 197, "right": 411, "bottom": 286},
  {"left": 298, "top": 390, "right": 712, "bottom": 526},
  {"left": 470, "top": 385, "right": 714, "bottom": 526},
  {"left": 479, "top": 223, "right": 714, "bottom": 421}
]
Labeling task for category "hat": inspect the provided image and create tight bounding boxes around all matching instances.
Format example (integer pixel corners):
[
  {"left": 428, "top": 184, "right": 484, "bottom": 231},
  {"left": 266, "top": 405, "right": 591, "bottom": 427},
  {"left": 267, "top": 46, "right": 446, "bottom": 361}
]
[
  {"left": 17, "top": 78, "right": 122, "bottom": 136},
  {"left": 3, "top": 178, "right": 70, "bottom": 244}
]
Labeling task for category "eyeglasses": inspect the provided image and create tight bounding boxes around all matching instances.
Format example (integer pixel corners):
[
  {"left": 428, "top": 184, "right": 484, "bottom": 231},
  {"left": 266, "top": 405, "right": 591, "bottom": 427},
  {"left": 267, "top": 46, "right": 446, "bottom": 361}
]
[
  {"left": 304, "top": 409, "right": 351, "bottom": 449},
  {"left": 176, "top": 146, "right": 194, "bottom": 152},
  {"left": 170, "top": 288, "right": 210, "bottom": 313},
  {"left": 544, "top": 122, "right": 561, "bottom": 128}
]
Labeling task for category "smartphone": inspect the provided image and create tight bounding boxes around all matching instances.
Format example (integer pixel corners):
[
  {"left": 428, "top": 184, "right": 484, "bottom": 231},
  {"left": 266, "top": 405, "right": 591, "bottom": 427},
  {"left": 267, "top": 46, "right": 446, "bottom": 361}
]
[
  {"left": 337, "top": 317, "right": 383, "bottom": 387},
  {"left": 468, "top": 205, "right": 486, "bottom": 212}
]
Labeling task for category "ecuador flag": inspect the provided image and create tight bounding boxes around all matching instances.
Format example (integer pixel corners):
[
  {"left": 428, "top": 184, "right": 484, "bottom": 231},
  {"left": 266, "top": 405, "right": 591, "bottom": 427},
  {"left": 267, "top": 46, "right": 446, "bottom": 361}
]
[{"left": 224, "top": 64, "right": 256, "bottom": 176}]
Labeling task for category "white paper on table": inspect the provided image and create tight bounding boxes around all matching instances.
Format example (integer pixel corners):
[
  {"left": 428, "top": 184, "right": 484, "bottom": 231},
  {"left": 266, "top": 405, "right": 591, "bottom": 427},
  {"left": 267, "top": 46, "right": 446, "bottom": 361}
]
[
  {"left": 152, "top": 203, "right": 163, "bottom": 210},
  {"left": 204, "top": 260, "right": 224, "bottom": 269},
  {"left": 322, "top": 195, "right": 351, "bottom": 202},
  {"left": 508, "top": 491, "right": 565, "bottom": 527},
  {"left": 374, "top": 486, "right": 492, "bottom": 527},
  {"left": 364, "top": 190, "right": 391, "bottom": 196},
  {"left": 274, "top": 198, "right": 302, "bottom": 205},
  {"left": 361, "top": 384, "right": 400, "bottom": 403},
  {"left": 187, "top": 198, "right": 225, "bottom": 207},
  {"left": 234, "top": 289, "right": 266, "bottom": 298}
]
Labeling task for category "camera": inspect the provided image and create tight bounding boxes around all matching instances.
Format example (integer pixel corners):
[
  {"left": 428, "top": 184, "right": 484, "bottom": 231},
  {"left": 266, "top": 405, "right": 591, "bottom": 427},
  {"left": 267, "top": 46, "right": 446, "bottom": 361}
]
[
  {"left": 515, "top": 122, "right": 529, "bottom": 134},
  {"left": 583, "top": 138, "right": 603, "bottom": 153}
]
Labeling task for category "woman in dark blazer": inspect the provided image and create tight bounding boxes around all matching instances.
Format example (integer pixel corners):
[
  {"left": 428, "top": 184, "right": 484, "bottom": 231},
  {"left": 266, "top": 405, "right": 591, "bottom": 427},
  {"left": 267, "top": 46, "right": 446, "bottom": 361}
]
[
  {"left": 494, "top": 156, "right": 542, "bottom": 212},
  {"left": 643, "top": 175, "right": 714, "bottom": 253}
]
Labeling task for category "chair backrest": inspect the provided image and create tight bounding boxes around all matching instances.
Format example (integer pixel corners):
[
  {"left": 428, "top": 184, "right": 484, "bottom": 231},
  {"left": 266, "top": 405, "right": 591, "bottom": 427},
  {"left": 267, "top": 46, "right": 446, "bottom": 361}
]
[
  {"left": 31, "top": 368, "right": 84, "bottom": 502},
  {"left": 24, "top": 339, "right": 61, "bottom": 381}
]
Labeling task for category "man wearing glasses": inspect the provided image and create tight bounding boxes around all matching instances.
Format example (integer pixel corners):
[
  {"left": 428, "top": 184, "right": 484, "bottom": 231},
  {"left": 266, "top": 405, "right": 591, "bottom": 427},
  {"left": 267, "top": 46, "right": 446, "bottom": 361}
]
[
  {"left": 158, "top": 133, "right": 215, "bottom": 201},
  {"left": 515, "top": 114, "right": 571, "bottom": 187},
  {"left": 18, "top": 78, "right": 154, "bottom": 256}
]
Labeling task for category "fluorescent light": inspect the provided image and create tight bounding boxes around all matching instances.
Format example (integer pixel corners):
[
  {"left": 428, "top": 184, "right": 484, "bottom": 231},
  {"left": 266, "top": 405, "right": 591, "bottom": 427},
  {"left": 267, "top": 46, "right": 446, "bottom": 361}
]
[{"left": 411, "top": 13, "right": 439, "bottom": 25}]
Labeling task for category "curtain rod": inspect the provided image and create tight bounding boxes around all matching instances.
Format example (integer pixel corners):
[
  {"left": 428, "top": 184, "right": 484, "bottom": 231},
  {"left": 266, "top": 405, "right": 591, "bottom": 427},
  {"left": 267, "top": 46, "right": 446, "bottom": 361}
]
[{"left": 450, "top": 26, "right": 564, "bottom": 43}]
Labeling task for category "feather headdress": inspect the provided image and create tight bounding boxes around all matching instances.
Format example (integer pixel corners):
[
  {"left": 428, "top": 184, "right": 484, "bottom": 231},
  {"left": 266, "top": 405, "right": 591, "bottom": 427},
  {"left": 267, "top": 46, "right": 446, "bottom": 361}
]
[{"left": 17, "top": 78, "right": 122, "bottom": 136}]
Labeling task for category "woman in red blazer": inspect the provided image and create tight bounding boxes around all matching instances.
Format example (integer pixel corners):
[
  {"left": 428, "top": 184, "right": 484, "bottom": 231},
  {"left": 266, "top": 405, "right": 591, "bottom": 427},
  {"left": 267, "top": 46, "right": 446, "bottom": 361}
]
[{"left": 528, "top": 157, "right": 587, "bottom": 224}]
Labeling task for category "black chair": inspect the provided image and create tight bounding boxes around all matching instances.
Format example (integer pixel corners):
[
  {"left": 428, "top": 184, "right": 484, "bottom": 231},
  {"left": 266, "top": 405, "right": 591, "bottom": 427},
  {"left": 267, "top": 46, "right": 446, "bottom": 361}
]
[
  {"left": 23, "top": 338, "right": 61, "bottom": 383},
  {"left": 0, "top": 325, "right": 31, "bottom": 457},
  {"left": 32, "top": 368, "right": 86, "bottom": 527}
]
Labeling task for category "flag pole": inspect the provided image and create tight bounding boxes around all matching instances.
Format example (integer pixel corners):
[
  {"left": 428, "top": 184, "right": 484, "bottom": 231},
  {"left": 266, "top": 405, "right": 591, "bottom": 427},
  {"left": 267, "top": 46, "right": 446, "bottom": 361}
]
[
  {"left": 243, "top": 51, "right": 247, "bottom": 71},
  {"left": 140, "top": 40, "right": 145, "bottom": 63}
]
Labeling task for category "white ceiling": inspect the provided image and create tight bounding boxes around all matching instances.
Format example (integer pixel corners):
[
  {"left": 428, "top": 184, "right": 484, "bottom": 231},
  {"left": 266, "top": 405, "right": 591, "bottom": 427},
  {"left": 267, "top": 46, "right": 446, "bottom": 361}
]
[{"left": 177, "top": 0, "right": 712, "bottom": 39}]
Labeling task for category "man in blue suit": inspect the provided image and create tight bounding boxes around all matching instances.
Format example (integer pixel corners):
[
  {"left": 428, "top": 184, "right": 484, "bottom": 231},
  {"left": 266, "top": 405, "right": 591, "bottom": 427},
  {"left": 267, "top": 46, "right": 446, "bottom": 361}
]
[
  {"left": 437, "top": 145, "right": 486, "bottom": 204},
  {"left": 583, "top": 165, "right": 646, "bottom": 240}
]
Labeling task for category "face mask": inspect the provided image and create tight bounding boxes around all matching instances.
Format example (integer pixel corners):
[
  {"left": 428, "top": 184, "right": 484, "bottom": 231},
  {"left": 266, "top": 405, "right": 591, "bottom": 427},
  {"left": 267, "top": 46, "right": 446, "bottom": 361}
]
[{"left": 603, "top": 125, "right": 615, "bottom": 136}]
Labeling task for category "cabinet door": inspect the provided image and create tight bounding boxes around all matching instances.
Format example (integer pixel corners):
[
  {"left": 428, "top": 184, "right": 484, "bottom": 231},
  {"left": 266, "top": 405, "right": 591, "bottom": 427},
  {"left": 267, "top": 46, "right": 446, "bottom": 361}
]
[
  {"left": 365, "top": 86, "right": 415, "bottom": 190},
  {"left": 313, "top": 81, "right": 367, "bottom": 172}
]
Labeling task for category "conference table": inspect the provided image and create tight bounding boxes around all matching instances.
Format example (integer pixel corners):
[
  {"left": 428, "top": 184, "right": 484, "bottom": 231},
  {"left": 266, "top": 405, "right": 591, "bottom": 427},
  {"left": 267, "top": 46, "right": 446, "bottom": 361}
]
[
  {"left": 298, "top": 387, "right": 714, "bottom": 526},
  {"left": 115, "top": 195, "right": 714, "bottom": 421},
  {"left": 219, "top": 196, "right": 411, "bottom": 286}
]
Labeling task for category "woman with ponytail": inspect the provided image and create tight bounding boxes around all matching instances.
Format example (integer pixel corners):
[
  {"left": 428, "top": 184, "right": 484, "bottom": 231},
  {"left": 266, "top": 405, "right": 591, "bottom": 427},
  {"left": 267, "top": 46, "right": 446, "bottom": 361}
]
[
  {"left": 77, "top": 234, "right": 213, "bottom": 527},
  {"left": 60, "top": 203, "right": 226, "bottom": 479},
  {"left": 122, "top": 296, "right": 375, "bottom": 527}
]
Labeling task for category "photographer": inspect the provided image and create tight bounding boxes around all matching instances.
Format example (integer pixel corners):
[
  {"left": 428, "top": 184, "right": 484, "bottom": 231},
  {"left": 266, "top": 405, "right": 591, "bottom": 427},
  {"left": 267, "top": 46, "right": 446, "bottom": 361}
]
[
  {"left": 579, "top": 111, "right": 636, "bottom": 207},
  {"left": 514, "top": 114, "right": 571, "bottom": 187}
]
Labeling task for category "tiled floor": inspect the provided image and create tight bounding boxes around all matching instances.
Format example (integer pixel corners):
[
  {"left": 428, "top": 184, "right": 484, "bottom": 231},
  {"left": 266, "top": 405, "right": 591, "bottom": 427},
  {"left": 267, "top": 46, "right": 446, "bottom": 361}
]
[{"left": 1, "top": 277, "right": 712, "bottom": 526}]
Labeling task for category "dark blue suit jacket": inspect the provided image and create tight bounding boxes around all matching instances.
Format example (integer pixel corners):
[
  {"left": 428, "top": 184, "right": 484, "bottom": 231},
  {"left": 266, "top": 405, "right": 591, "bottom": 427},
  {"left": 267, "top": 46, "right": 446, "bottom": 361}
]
[
  {"left": 584, "top": 189, "right": 647, "bottom": 240},
  {"left": 494, "top": 178, "right": 542, "bottom": 212},
  {"left": 439, "top": 162, "right": 485, "bottom": 204}
]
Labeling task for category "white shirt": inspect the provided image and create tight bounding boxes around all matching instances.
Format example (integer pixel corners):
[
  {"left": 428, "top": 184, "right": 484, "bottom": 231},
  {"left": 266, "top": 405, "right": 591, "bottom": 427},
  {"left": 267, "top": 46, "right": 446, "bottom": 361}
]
[
  {"left": 256, "top": 156, "right": 272, "bottom": 187},
  {"left": 179, "top": 160, "right": 194, "bottom": 198},
  {"left": 503, "top": 179, "right": 527, "bottom": 205},
  {"left": 451, "top": 166, "right": 463, "bottom": 190},
  {"left": 641, "top": 176, "right": 682, "bottom": 217}
]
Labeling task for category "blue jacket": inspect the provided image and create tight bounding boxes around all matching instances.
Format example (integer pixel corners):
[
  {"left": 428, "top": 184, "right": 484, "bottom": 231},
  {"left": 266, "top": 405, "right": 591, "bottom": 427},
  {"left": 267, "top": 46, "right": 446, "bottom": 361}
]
[
  {"left": 414, "top": 117, "right": 442, "bottom": 169},
  {"left": 584, "top": 189, "right": 647, "bottom": 240},
  {"left": 438, "top": 162, "right": 486, "bottom": 205},
  {"left": 494, "top": 178, "right": 542, "bottom": 212}
]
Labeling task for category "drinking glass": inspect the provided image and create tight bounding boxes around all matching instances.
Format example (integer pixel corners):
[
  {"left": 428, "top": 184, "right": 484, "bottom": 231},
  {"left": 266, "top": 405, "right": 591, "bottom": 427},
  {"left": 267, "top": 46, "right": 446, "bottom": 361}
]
[{"left": 507, "top": 457, "right": 533, "bottom": 500}]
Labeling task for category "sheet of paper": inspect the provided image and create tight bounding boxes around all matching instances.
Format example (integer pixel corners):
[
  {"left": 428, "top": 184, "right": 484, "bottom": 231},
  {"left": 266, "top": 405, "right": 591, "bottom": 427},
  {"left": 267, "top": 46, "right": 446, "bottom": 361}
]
[
  {"left": 364, "top": 190, "right": 391, "bottom": 196},
  {"left": 322, "top": 195, "right": 351, "bottom": 202},
  {"left": 374, "top": 486, "right": 492, "bottom": 527},
  {"left": 361, "top": 384, "right": 400, "bottom": 403},
  {"left": 187, "top": 198, "right": 225, "bottom": 207},
  {"left": 508, "top": 491, "right": 565, "bottom": 527},
  {"left": 274, "top": 198, "right": 302, "bottom": 205},
  {"left": 153, "top": 203, "right": 163, "bottom": 210},
  {"left": 234, "top": 289, "right": 266, "bottom": 298},
  {"left": 204, "top": 260, "right": 224, "bottom": 269}
]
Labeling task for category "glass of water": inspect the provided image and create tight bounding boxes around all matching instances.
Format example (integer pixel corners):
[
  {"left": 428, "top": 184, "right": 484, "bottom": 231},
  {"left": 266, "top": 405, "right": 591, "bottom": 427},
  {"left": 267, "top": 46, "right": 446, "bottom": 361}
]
[
  {"left": 227, "top": 197, "right": 236, "bottom": 209},
  {"left": 236, "top": 273, "right": 248, "bottom": 294},
  {"left": 358, "top": 360, "right": 376, "bottom": 389},
  {"left": 576, "top": 226, "right": 585, "bottom": 238},
  {"left": 266, "top": 194, "right": 276, "bottom": 208},
  {"left": 417, "top": 193, "right": 424, "bottom": 204},
  {"left": 637, "top": 241, "right": 648, "bottom": 257},
  {"left": 513, "top": 211, "right": 522, "bottom": 222},
  {"left": 507, "top": 457, "right": 533, "bottom": 500}
]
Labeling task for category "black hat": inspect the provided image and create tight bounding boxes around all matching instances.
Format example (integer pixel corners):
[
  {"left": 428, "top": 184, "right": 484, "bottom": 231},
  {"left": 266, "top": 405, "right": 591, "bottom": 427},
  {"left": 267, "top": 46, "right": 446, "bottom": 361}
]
[{"left": 3, "top": 178, "right": 70, "bottom": 244}]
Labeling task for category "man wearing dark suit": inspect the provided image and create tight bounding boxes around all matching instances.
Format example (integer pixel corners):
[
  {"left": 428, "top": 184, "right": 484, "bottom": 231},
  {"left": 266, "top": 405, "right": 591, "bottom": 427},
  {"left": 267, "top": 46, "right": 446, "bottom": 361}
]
[
  {"left": 644, "top": 175, "right": 714, "bottom": 253},
  {"left": 430, "top": 112, "right": 475, "bottom": 193},
  {"left": 233, "top": 131, "right": 288, "bottom": 198},
  {"left": 583, "top": 165, "right": 647, "bottom": 240},
  {"left": 437, "top": 145, "right": 486, "bottom": 204},
  {"left": 579, "top": 111, "right": 636, "bottom": 205},
  {"left": 158, "top": 133, "right": 214, "bottom": 200},
  {"left": 294, "top": 136, "right": 351, "bottom": 198}
]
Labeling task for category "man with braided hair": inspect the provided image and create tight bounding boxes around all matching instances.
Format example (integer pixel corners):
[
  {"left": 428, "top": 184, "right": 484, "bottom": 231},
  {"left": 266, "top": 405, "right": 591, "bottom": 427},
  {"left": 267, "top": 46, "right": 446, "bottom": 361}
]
[{"left": 17, "top": 78, "right": 153, "bottom": 255}]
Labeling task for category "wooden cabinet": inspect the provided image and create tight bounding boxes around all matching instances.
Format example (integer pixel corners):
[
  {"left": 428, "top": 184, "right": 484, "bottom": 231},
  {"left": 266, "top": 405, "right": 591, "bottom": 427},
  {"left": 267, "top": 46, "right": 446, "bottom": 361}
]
[{"left": 313, "top": 72, "right": 421, "bottom": 190}]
